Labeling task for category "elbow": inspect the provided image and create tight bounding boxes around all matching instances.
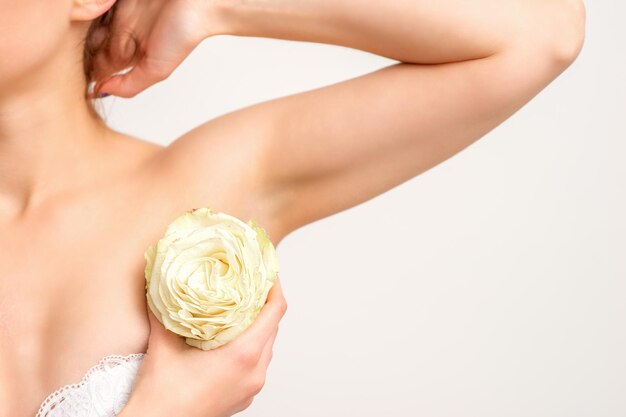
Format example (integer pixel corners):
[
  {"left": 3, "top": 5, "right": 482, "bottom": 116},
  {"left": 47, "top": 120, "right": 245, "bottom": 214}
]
[
  {"left": 507, "top": 0, "right": 587, "bottom": 73},
  {"left": 544, "top": 0, "right": 587, "bottom": 69}
]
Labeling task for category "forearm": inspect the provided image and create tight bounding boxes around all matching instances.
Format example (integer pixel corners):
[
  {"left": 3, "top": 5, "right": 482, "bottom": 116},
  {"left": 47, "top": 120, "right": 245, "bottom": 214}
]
[{"left": 208, "top": 0, "right": 580, "bottom": 64}]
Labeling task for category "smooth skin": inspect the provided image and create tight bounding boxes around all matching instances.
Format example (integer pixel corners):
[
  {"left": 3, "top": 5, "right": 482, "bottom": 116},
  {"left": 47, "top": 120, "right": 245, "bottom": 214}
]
[{"left": 0, "top": 0, "right": 585, "bottom": 416}]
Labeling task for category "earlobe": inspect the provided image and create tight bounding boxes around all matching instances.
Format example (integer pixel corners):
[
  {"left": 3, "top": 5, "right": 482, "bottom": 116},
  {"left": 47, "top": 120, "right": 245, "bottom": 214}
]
[{"left": 70, "top": 0, "right": 117, "bottom": 21}]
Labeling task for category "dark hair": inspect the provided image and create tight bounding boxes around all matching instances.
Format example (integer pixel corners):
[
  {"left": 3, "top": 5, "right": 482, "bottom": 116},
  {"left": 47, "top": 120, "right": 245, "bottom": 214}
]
[{"left": 83, "top": 3, "right": 119, "bottom": 100}]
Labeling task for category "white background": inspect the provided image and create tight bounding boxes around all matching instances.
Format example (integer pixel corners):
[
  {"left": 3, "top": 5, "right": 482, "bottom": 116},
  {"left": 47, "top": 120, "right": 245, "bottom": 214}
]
[{"left": 101, "top": 1, "right": 625, "bottom": 416}]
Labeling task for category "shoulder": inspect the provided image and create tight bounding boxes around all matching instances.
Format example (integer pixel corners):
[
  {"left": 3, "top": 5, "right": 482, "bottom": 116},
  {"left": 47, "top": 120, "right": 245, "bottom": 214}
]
[{"left": 132, "top": 116, "right": 287, "bottom": 246}]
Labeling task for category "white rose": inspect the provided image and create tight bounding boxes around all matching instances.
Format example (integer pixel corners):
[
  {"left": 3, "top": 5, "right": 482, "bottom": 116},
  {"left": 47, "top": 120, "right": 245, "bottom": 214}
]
[{"left": 144, "top": 207, "right": 280, "bottom": 350}]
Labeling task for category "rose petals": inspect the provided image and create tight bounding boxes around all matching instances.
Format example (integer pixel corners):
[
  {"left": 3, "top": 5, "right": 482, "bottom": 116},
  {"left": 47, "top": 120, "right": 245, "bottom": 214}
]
[{"left": 144, "top": 207, "right": 280, "bottom": 350}]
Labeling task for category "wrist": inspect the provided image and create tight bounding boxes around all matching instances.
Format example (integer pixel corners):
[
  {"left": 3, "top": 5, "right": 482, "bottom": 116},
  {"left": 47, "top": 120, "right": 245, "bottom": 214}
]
[{"left": 201, "top": 0, "right": 241, "bottom": 37}]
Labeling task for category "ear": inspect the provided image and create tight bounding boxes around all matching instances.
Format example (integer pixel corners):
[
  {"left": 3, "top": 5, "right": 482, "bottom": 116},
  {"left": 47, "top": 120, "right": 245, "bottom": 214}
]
[{"left": 70, "top": 0, "right": 117, "bottom": 21}]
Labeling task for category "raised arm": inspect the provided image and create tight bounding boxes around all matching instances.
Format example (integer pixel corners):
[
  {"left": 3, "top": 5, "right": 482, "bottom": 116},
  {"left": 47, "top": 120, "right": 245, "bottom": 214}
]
[
  {"left": 95, "top": 0, "right": 585, "bottom": 245},
  {"left": 199, "top": 0, "right": 585, "bottom": 242}
]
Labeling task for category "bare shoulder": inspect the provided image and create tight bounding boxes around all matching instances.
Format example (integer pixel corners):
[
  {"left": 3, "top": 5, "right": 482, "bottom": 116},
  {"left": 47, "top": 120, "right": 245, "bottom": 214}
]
[{"left": 134, "top": 108, "right": 287, "bottom": 247}]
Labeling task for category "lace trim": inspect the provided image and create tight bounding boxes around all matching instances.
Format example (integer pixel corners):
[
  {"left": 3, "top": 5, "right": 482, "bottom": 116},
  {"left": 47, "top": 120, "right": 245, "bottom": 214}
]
[{"left": 36, "top": 352, "right": 146, "bottom": 417}]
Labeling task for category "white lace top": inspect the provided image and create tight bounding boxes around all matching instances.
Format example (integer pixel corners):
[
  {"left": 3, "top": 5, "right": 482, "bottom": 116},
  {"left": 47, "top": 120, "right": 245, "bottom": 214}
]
[{"left": 36, "top": 353, "right": 145, "bottom": 417}]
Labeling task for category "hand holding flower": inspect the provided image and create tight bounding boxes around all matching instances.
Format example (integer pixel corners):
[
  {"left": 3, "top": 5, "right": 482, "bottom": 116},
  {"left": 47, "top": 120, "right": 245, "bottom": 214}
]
[
  {"left": 119, "top": 278, "right": 287, "bottom": 417},
  {"left": 118, "top": 207, "right": 285, "bottom": 417}
]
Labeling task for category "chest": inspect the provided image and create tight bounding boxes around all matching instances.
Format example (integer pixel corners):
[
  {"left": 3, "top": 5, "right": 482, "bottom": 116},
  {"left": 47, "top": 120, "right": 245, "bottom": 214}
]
[
  {"left": 0, "top": 208, "right": 154, "bottom": 417},
  {"left": 0, "top": 174, "right": 268, "bottom": 416}
]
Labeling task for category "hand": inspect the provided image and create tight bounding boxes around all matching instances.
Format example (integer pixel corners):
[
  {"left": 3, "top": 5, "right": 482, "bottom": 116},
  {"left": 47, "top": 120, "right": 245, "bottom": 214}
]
[
  {"left": 90, "top": 0, "right": 220, "bottom": 98},
  {"left": 119, "top": 277, "right": 288, "bottom": 417}
]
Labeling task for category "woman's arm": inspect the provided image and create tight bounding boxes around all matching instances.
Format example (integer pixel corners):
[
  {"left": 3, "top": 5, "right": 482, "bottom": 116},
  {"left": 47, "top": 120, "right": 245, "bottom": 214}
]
[
  {"left": 94, "top": 0, "right": 585, "bottom": 243},
  {"left": 210, "top": 0, "right": 582, "bottom": 65},
  {"left": 198, "top": 0, "right": 586, "bottom": 241}
]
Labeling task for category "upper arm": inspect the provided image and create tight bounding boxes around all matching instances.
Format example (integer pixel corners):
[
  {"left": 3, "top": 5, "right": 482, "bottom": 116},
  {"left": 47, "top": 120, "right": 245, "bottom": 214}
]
[
  {"left": 248, "top": 43, "right": 578, "bottom": 240},
  {"left": 161, "top": 31, "right": 581, "bottom": 245}
]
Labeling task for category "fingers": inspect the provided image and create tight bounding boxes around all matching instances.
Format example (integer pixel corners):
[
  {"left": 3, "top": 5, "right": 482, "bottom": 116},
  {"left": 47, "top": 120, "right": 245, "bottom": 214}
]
[
  {"left": 257, "top": 326, "right": 278, "bottom": 371},
  {"left": 89, "top": 28, "right": 141, "bottom": 93},
  {"left": 240, "top": 327, "right": 277, "bottom": 403},
  {"left": 226, "top": 278, "right": 287, "bottom": 357},
  {"left": 95, "top": 54, "right": 172, "bottom": 98}
]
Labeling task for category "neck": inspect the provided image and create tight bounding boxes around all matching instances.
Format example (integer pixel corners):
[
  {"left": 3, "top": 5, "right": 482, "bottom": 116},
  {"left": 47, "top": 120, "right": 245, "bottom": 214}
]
[{"left": 0, "top": 47, "right": 114, "bottom": 218}]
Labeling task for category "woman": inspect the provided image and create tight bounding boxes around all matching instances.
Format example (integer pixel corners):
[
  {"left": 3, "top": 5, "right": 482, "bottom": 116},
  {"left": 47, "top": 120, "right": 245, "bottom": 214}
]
[{"left": 0, "top": 0, "right": 585, "bottom": 416}]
